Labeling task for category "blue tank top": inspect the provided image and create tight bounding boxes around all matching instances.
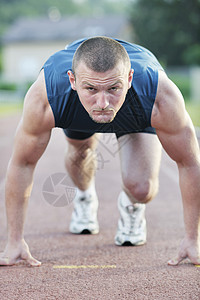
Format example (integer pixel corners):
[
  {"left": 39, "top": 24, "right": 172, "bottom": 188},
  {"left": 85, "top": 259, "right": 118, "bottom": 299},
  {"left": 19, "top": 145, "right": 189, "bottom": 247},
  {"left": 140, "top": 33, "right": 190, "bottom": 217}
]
[{"left": 42, "top": 38, "right": 163, "bottom": 134}]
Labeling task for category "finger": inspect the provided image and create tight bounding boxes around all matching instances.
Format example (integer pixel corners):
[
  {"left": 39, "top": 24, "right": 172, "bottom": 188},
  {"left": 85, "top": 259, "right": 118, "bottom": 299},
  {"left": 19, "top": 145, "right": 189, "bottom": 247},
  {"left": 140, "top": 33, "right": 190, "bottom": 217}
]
[
  {"left": 0, "top": 253, "right": 28, "bottom": 266},
  {"left": 27, "top": 257, "right": 41, "bottom": 267},
  {"left": 0, "top": 257, "right": 11, "bottom": 266},
  {"left": 167, "top": 256, "right": 186, "bottom": 266},
  {"left": 20, "top": 243, "right": 41, "bottom": 267},
  {"left": 0, "top": 252, "right": 8, "bottom": 265},
  {"left": 0, "top": 255, "right": 41, "bottom": 267},
  {"left": 0, "top": 256, "right": 17, "bottom": 266},
  {"left": 22, "top": 252, "right": 41, "bottom": 267}
]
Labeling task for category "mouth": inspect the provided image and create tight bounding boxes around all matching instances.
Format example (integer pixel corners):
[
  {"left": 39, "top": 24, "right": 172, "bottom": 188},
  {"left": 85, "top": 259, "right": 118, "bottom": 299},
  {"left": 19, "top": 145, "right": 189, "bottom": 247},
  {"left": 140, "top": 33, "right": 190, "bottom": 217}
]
[
  {"left": 89, "top": 109, "right": 116, "bottom": 123},
  {"left": 92, "top": 109, "right": 113, "bottom": 115}
]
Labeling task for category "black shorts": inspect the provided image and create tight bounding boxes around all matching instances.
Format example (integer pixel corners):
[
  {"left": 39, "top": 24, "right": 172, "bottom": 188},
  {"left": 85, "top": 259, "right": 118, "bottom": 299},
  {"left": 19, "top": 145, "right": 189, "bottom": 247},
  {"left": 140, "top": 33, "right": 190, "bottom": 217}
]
[{"left": 63, "top": 127, "right": 156, "bottom": 140}]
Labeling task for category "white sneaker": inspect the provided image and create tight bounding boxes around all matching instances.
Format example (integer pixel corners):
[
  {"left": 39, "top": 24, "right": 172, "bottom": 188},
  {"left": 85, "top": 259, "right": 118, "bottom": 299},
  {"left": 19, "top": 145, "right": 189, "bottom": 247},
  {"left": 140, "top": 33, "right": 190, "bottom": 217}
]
[
  {"left": 115, "top": 191, "right": 146, "bottom": 246},
  {"left": 69, "top": 191, "right": 99, "bottom": 234}
]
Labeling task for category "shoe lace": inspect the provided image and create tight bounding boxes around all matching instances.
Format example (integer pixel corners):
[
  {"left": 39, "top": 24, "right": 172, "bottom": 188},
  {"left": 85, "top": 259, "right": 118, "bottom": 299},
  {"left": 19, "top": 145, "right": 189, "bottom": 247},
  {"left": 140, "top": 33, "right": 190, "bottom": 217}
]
[
  {"left": 123, "top": 205, "right": 140, "bottom": 235},
  {"left": 78, "top": 196, "right": 92, "bottom": 221}
]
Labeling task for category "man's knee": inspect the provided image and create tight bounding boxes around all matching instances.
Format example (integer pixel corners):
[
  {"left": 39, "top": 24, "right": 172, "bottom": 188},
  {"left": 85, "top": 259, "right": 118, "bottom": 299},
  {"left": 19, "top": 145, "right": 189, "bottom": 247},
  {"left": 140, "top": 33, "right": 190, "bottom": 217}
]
[{"left": 123, "top": 177, "right": 159, "bottom": 204}]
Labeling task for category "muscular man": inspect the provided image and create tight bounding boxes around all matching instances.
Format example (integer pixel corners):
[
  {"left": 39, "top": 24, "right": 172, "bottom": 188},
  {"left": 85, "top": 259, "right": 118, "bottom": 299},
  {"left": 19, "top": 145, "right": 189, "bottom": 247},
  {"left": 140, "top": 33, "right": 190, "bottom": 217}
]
[{"left": 0, "top": 37, "right": 199, "bottom": 266}]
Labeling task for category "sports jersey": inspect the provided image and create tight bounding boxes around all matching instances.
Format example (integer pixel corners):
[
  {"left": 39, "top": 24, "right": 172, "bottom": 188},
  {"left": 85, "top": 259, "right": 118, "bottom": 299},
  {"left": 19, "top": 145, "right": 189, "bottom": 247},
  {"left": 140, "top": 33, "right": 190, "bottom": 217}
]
[{"left": 42, "top": 38, "right": 164, "bottom": 136}]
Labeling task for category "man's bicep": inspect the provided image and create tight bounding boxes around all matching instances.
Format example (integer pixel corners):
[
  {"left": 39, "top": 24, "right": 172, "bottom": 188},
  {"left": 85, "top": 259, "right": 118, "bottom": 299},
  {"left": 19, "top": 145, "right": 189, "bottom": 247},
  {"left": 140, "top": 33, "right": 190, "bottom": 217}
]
[
  {"left": 152, "top": 71, "right": 199, "bottom": 165},
  {"left": 10, "top": 71, "right": 54, "bottom": 165}
]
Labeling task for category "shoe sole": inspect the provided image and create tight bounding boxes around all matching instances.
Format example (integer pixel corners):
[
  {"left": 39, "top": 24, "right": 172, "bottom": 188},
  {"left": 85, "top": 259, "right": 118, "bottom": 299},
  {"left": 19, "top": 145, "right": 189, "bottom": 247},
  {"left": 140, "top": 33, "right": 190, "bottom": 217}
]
[
  {"left": 115, "top": 239, "right": 146, "bottom": 246},
  {"left": 70, "top": 228, "right": 99, "bottom": 235},
  {"left": 80, "top": 229, "right": 92, "bottom": 234}
]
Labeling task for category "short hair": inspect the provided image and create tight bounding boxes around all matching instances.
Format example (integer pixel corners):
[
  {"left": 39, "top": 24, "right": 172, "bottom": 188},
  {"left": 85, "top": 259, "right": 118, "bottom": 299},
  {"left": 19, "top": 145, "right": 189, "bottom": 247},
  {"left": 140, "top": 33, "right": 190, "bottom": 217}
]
[{"left": 72, "top": 36, "right": 131, "bottom": 75}]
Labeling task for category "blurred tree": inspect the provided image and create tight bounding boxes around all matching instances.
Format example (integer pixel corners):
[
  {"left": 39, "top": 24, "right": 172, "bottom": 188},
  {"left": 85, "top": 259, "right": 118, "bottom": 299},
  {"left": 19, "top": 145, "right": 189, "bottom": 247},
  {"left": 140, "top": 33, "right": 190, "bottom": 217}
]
[{"left": 130, "top": 0, "right": 200, "bottom": 66}]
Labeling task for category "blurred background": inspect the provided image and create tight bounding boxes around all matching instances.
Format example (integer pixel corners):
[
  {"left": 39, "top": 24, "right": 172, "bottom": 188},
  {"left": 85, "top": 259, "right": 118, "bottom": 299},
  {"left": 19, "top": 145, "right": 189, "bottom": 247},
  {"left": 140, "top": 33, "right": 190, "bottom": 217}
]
[{"left": 0, "top": 0, "right": 199, "bottom": 126}]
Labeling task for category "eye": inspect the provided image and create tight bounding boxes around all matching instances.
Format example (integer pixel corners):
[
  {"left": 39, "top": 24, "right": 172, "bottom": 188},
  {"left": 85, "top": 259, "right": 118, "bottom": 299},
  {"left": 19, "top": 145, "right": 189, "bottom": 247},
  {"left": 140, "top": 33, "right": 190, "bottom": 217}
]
[
  {"left": 86, "top": 87, "right": 95, "bottom": 91},
  {"left": 109, "top": 86, "right": 118, "bottom": 92}
]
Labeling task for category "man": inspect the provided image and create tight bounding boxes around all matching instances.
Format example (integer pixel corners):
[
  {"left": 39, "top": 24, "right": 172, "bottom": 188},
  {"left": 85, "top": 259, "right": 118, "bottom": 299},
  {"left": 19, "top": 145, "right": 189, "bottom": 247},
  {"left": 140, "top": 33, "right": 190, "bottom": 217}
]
[{"left": 0, "top": 37, "right": 199, "bottom": 267}]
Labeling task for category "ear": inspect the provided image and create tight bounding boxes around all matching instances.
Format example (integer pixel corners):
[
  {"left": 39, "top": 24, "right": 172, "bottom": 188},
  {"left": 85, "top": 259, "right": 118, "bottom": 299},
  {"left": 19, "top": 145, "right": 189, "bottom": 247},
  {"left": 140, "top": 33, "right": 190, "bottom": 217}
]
[
  {"left": 128, "top": 69, "right": 134, "bottom": 89},
  {"left": 67, "top": 70, "right": 76, "bottom": 90}
]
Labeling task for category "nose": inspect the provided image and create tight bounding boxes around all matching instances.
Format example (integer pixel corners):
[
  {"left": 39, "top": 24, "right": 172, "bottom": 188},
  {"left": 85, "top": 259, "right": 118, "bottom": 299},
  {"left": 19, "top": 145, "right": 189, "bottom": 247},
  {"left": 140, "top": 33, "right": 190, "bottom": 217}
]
[{"left": 96, "top": 91, "right": 109, "bottom": 109}]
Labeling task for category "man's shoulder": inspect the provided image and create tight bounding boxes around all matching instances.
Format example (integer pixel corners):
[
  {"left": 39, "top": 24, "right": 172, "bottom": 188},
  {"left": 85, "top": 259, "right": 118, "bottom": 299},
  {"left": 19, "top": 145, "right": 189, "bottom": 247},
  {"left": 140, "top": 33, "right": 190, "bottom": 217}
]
[
  {"left": 23, "top": 70, "right": 55, "bottom": 134},
  {"left": 43, "top": 49, "right": 73, "bottom": 73},
  {"left": 42, "top": 49, "right": 73, "bottom": 98},
  {"left": 43, "top": 38, "right": 85, "bottom": 69},
  {"left": 116, "top": 39, "right": 164, "bottom": 75}
]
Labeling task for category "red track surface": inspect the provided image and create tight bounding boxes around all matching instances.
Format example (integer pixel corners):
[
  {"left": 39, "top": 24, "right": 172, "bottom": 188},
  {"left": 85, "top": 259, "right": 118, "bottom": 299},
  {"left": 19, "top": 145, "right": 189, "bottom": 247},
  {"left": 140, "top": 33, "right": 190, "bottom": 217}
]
[{"left": 0, "top": 113, "right": 199, "bottom": 300}]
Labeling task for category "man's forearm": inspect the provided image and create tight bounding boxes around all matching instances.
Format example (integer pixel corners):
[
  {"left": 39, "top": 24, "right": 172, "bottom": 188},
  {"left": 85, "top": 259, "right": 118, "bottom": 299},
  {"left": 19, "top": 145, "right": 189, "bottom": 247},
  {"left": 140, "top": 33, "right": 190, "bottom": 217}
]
[
  {"left": 179, "top": 163, "right": 200, "bottom": 240},
  {"left": 5, "top": 160, "right": 35, "bottom": 243}
]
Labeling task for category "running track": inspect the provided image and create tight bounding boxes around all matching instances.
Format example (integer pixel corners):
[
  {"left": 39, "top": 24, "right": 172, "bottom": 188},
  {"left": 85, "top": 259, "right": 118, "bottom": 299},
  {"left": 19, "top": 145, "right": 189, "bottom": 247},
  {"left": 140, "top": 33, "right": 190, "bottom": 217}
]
[{"left": 0, "top": 113, "right": 199, "bottom": 300}]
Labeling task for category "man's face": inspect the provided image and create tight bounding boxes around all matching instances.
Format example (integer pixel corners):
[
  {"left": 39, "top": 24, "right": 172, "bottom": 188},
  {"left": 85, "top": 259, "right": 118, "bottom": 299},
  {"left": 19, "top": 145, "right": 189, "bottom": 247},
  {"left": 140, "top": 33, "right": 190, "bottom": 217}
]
[{"left": 68, "top": 61, "right": 133, "bottom": 123}]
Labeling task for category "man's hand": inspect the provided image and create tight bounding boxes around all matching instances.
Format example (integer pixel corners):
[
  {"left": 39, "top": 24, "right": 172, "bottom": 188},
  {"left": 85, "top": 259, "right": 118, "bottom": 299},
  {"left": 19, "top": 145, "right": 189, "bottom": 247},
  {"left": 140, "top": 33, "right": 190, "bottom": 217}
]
[
  {"left": 168, "top": 237, "right": 200, "bottom": 266},
  {"left": 0, "top": 239, "right": 41, "bottom": 267}
]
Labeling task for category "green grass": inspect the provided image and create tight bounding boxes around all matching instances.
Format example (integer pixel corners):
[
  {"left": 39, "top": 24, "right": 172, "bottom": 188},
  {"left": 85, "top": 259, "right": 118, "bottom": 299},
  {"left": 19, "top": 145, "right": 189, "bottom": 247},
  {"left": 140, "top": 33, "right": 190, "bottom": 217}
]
[
  {"left": 0, "top": 102, "right": 23, "bottom": 117},
  {"left": 185, "top": 102, "right": 200, "bottom": 128}
]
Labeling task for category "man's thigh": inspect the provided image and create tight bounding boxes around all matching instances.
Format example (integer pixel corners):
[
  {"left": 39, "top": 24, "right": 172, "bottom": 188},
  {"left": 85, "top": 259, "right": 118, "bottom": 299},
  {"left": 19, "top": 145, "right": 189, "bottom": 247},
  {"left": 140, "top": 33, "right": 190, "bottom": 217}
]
[
  {"left": 118, "top": 132, "right": 162, "bottom": 182},
  {"left": 63, "top": 129, "right": 100, "bottom": 152}
]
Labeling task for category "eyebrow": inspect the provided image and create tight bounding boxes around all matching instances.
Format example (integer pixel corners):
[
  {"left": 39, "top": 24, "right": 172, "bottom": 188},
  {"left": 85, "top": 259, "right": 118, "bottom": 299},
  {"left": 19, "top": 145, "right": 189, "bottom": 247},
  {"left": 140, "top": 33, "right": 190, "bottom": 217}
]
[
  {"left": 109, "top": 80, "right": 123, "bottom": 86},
  {"left": 82, "top": 82, "right": 95, "bottom": 87},
  {"left": 82, "top": 80, "right": 123, "bottom": 87}
]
